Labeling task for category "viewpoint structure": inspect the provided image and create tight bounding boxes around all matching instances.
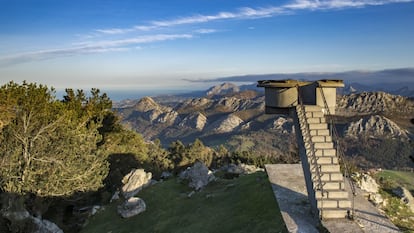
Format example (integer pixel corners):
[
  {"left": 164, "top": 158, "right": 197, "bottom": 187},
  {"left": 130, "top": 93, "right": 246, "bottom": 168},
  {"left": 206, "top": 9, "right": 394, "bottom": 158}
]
[{"left": 258, "top": 79, "right": 354, "bottom": 220}]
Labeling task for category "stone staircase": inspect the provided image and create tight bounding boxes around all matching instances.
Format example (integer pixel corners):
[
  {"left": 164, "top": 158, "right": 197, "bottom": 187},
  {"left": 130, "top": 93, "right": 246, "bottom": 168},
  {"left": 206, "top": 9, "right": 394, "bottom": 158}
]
[{"left": 295, "top": 105, "right": 351, "bottom": 219}]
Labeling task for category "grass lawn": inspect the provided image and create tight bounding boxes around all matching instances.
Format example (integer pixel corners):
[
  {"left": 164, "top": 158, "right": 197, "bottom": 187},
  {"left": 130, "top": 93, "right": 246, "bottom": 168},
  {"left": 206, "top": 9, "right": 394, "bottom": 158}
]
[
  {"left": 375, "top": 170, "right": 414, "bottom": 232},
  {"left": 376, "top": 170, "right": 414, "bottom": 192},
  {"left": 81, "top": 172, "right": 287, "bottom": 233}
]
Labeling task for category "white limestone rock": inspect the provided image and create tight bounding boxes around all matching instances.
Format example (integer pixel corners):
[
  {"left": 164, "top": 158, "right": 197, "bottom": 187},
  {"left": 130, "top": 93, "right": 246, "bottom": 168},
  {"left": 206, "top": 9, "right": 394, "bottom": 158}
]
[
  {"left": 121, "top": 169, "right": 152, "bottom": 199},
  {"left": 345, "top": 115, "right": 408, "bottom": 139},
  {"left": 208, "top": 114, "right": 244, "bottom": 133},
  {"left": 117, "top": 197, "right": 146, "bottom": 218}
]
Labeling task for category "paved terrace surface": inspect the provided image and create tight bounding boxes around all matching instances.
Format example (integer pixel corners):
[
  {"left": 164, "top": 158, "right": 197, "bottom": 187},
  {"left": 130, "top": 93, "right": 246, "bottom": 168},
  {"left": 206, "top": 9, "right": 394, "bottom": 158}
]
[{"left": 265, "top": 164, "right": 400, "bottom": 233}]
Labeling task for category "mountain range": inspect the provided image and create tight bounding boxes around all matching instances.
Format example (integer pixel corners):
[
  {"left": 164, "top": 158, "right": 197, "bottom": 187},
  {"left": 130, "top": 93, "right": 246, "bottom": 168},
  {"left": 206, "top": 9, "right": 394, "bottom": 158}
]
[{"left": 115, "top": 81, "right": 414, "bottom": 169}]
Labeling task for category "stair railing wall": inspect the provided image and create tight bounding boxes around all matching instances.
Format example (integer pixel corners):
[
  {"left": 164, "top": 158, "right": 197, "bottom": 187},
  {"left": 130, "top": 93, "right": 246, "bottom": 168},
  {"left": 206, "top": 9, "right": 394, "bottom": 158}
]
[{"left": 318, "top": 87, "right": 357, "bottom": 219}]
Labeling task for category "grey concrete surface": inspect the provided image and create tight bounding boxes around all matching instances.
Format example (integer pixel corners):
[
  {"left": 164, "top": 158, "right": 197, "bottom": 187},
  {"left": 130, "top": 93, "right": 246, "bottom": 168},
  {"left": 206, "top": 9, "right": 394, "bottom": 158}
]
[{"left": 265, "top": 164, "right": 400, "bottom": 233}]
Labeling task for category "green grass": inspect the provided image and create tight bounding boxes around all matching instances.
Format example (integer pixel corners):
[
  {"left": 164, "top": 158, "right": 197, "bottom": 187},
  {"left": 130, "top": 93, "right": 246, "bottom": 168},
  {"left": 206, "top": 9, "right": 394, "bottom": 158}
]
[
  {"left": 375, "top": 170, "right": 414, "bottom": 232},
  {"left": 81, "top": 172, "right": 287, "bottom": 233},
  {"left": 376, "top": 170, "right": 414, "bottom": 192}
]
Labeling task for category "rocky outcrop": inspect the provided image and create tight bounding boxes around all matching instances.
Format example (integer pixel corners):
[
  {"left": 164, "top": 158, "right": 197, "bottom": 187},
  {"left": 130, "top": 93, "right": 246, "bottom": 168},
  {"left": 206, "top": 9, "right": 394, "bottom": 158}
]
[
  {"left": 223, "top": 163, "right": 264, "bottom": 175},
  {"left": 338, "top": 92, "right": 414, "bottom": 114},
  {"left": 272, "top": 116, "right": 293, "bottom": 133},
  {"left": 207, "top": 114, "right": 244, "bottom": 133},
  {"left": 32, "top": 218, "right": 63, "bottom": 233},
  {"left": 2, "top": 210, "right": 63, "bottom": 233},
  {"left": 357, "top": 173, "right": 379, "bottom": 194},
  {"left": 178, "top": 112, "right": 207, "bottom": 130},
  {"left": 214, "top": 97, "right": 262, "bottom": 112},
  {"left": 133, "top": 97, "right": 179, "bottom": 124},
  {"left": 117, "top": 197, "right": 146, "bottom": 218},
  {"left": 133, "top": 96, "right": 161, "bottom": 112},
  {"left": 180, "top": 161, "right": 215, "bottom": 191},
  {"left": 393, "top": 187, "right": 414, "bottom": 213},
  {"left": 345, "top": 115, "right": 408, "bottom": 139},
  {"left": 355, "top": 173, "right": 384, "bottom": 206},
  {"left": 206, "top": 83, "right": 240, "bottom": 96},
  {"left": 121, "top": 169, "right": 152, "bottom": 199}
]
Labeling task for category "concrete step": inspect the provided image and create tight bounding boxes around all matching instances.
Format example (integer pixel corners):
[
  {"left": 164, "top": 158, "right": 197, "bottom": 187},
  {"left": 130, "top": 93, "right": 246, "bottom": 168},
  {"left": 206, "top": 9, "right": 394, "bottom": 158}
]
[
  {"left": 319, "top": 172, "right": 344, "bottom": 182},
  {"left": 304, "top": 105, "right": 322, "bottom": 112},
  {"left": 313, "top": 149, "right": 336, "bottom": 157},
  {"left": 312, "top": 135, "right": 332, "bottom": 142},
  {"left": 313, "top": 142, "right": 334, "bottom": 149},
  {"left": 308, "top": 123, "right": 327, "bottom": 130},
  {"left": 320, "top": 164, "right": 341, "bottom": 173},
  {"left": 320, "top": 208, "right": 349, "bottom": 219},
  {"left": 309, "top": 129, "right": 330, "bottom": 136},
  {"left": 317, "top": 199, "right": 351, "bottom": 209},
  {"left": 320, "top": 181, "right": 346, "bottom": 190},
  {"left": 316, "top": 156, "right": 338, "bottom": 164},
  {"left": 307, "top": 117, "right": 326, "bottom": 124},
  {"left": 305, "top": 111, "right": 324, "bottom": 118},
  {"left": 316, "top": 190, "right": 349, "bottom": 199}
]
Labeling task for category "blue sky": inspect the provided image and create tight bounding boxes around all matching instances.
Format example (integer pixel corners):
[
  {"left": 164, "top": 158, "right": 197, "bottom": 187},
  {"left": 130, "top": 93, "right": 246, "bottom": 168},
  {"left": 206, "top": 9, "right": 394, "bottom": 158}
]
[{"left": 0, "top": 0, "right": 413, "bottom": 93}]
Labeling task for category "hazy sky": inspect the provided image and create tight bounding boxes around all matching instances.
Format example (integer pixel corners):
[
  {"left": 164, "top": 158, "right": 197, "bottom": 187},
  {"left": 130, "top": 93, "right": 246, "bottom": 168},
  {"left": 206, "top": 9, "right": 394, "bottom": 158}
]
[{"left": 0, "top": 0, "right": 413, "bottom": 91}]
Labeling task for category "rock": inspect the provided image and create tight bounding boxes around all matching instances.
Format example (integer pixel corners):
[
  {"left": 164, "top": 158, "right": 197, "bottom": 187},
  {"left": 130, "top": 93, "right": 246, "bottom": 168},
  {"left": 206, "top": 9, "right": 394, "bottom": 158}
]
[
  {"left": 358, "top": 173, "right": 379, "bottom": 194},
  {"left": 187, "top": 191, "right": 195, "bottom": 198},
  {"left": 224, "top": 163, "right": 263, "bottom": 175},
  {"left": 110, "top": 191, "right": 120, "bottom": 202},
  {"left": 337, "top": 91, "right": 414, "bottom": 115},
  {"left": 121, "top": 169, "right": 152, "bottom": 199},
  {"left": 208, "top": 114, "right": 244, "bottom": 133},
  {"left": 117, "top": 197, "right": 146, "bottom": 218},
  {"left": 90, "top": 205, "right": 101, "bottom": 216},
  {"left": 161, "top": 171, "right": 172, "bottom": 179},
  {"left": 368, "top": 193, "right": 384, "bottom": 206},
  {"left": 206, "top": 83, "right": 240, "bottom": 96},
  {"left": 393, "top": 187, "right": 414, "bottom": 213},
  {"left": 2, "top": 210, "right": 63, "bottom": 233},
  {"left": 157, "top": 111, "right": 180, "bottom": 124},
  {"left": 33, "top": 218, "right": 63, "bottom": 233},
  {"left": 345, "top": 115, "right": 409, "bottom": 139},
  {"left": 133, "top": 96, "right": 160, "bottom": 112},
  {"left": 272, "top": 116, "right": 293, "bottom": 133},
  {"left": 2, "top": 210, "right": 30, "bottom": 221},
  {"left": 180, "top": 161, "right": 215, "bottom": 191},
  {"left": 178, "top": 112, "right": 207, "bottom": 130}
]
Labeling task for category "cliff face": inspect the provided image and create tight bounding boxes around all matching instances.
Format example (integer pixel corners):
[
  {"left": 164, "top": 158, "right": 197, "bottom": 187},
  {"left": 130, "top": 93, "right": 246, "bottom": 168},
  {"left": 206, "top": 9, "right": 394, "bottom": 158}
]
[
  {"left": 337, "top": 92, "right": 414, "bottom": 114},
  {"left": 206, "top": 83, "right": 240, "bottom": 97},
  {"left": 345, "top": 115, "right": 409, "bottom": 139}
]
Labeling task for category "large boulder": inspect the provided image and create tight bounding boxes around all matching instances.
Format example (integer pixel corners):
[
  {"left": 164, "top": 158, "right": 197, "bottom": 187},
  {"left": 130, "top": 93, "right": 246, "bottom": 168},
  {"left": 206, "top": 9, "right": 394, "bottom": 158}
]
[
  {"left": 121, "top": 169, "right": 152, "bottom": 199},
  {"left": 32, "top": 218, "right": 63, "bottom": 233},
  {"left": 2, "top": 210, "right": 63, "bottom": 233},
  {"left": 224, "top": 163, "right": 263, "bottom": 175},
  {"left": 357, "top": 173, "right": 379, "bottom": 193},
  {"left": 393, "top": 186, "right": 414, "bottom": 213},
  {"left": 180, "top": 161, "right": 215, "bottom": 191},
  {"left": 117, "top": 197, "right": 146, "bottom": 218}
]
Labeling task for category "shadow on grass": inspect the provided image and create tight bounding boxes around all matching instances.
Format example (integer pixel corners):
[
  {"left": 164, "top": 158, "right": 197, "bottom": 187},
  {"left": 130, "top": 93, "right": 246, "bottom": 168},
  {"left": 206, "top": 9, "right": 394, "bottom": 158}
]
[{"left": 0, "top": 153, "right": 142, "bottom": 233}]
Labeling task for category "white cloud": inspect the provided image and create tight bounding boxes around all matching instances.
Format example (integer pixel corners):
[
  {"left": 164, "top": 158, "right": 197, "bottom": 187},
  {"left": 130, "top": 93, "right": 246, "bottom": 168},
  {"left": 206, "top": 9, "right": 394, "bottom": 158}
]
[
  {"left": 2, "top": 0, "right": 413, "bottom": 66},
  {"left": 284, "top": 0, "right": 413, "bottom": 10},
  {"left": 94, "top": 0, "right": 413, "bottom": 35},
  {"left": 0, "top": 34, "right": 193, "bottom": 66},
  {"left": 194, "top": 29, "right": 218, "bottom": 34}
]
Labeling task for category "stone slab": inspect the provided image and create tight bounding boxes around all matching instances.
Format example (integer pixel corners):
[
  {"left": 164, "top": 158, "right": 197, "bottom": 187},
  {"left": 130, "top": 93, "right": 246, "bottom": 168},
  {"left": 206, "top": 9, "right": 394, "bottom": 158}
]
[
  {"left": 265, "top": 164, "right": 401, "bottom": 233},
  {"left": 265, "top": 164, "right": 320, "bottom": 233}
]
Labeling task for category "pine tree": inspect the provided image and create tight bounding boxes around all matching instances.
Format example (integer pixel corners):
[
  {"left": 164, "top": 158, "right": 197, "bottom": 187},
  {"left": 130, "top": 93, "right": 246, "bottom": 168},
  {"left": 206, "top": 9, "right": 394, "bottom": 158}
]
[{"left": 0, "top": 82, "right": 109, "bottom": 197}]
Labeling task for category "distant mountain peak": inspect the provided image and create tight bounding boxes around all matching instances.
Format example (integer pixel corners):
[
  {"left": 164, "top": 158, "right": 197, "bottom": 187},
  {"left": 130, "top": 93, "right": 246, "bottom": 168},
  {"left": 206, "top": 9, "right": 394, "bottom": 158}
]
[
  {"left": 206, "top": 83, "right": 240, "bottom": 97},
  {"left": 345, "top": 115, "right": 409, "bottom": 139},
  {"left": 337, "top": 91, "right": 414, "bottom": 114},
  {"left": 134, "top": 96, "right": 160, "bottom": 112}
]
